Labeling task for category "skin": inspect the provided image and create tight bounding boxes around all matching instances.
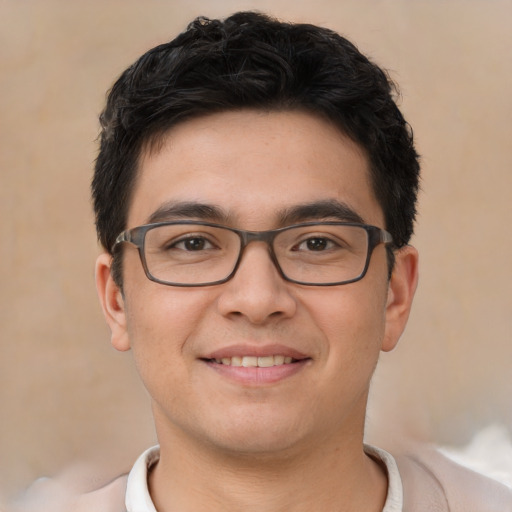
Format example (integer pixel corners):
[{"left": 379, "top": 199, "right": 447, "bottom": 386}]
[{"left": 96, "top": 110, "right": 418, "bottom": 511}]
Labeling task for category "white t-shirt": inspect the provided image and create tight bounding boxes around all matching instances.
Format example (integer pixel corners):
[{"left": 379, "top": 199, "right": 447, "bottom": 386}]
[{"left": 125, "top": 444, "right": 403, "bottom": 512}]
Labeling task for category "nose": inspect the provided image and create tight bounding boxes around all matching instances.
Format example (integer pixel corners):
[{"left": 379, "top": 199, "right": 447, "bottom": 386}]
[{"left": 216, "top": 242, "right": 297, "bottom": 324}]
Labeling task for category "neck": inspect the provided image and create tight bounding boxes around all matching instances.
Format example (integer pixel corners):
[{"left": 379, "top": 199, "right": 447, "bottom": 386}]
[{"left": 148, "top": 419, "right": 387, "bottom": 512}]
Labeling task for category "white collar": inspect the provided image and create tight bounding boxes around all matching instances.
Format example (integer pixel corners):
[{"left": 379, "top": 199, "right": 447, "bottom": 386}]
[
  {"left": 364, "top": 444, "right": 404, "bottom": 512},
  {"left": 125, "top": 444, "right": 403, "bottom": 511},
  {"left": 125, "top": 445, "right": 159, "bottom": 512}
]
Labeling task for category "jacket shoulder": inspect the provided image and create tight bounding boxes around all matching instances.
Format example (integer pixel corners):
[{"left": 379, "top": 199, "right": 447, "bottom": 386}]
[
  {"left": 395, "top": 447, "right": 512, "bottom": 512},
  {"left": 7, "top": 474, "right": 128, "bottom": 512}
]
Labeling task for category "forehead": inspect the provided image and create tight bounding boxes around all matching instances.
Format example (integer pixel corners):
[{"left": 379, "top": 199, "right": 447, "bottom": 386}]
[{"left": 129, "top": 110, "right": 383, "bottom": 229}]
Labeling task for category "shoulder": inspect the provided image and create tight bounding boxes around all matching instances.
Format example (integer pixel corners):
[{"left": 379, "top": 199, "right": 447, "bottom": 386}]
[
  {"left": 394, "top": 446, "right": 512, "bottom": 512},
  {"left": 7, "top": 473, "right": 127, "bottom": 512}
]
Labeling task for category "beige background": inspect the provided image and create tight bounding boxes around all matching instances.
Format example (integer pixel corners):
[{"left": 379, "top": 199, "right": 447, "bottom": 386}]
[{"left": 1, "top": 0, "right": 511, "bottom": 498}]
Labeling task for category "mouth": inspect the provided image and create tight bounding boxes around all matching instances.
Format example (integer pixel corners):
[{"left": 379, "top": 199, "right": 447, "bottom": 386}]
[
  {"left": 200, "top": 347, "right": 311, "bottom": 385},
  {"left": 205, "top": 355, "right": 299, "bottom": 367}
]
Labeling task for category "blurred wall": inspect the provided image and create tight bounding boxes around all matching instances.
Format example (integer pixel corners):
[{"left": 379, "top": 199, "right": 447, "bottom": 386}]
[{"left": 1, "top": 0, "right": 511, "bottom": 497}]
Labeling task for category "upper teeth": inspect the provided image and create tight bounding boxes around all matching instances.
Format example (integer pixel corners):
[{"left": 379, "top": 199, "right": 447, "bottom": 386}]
[{"left": 214, "top": 355, "right": 294, "bottom": 367}]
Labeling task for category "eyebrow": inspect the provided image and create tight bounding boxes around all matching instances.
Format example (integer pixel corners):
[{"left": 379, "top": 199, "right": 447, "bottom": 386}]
[
  {"left": 147, "top": 201, "right": 231, "bottom": 224},
  {"left": 277, "top": 200, "right": 365, "bottom": 225},
  {"left": 146, "top": 199, "right": 364, "bottom": 227}
]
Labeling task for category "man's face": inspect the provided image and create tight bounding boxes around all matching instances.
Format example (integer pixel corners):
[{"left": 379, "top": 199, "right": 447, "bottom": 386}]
[{"left": 97, "top": 110, "right": 417, "bottom": 456}]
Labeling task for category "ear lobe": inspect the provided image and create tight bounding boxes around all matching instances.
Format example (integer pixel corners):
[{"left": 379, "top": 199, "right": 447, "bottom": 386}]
[
  {"left": 95, "top": 252, "right": 131, "bottom": 352},
  {"left": 381, "top": 245, "right": 419, "bottom": 352}
]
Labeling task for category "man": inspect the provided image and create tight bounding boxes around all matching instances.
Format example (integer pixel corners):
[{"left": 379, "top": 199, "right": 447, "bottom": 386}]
[
  {"left": 91, "top": 10, "right": 419, "bottom": 511},
  {"left": 11, "top": 11, "right": 511, "bottom": 512}
]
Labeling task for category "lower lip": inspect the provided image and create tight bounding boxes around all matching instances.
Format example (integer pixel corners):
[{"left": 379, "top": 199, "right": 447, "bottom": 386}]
[{"left": 204, "top": 359, "right": 309, "bottom": 385}]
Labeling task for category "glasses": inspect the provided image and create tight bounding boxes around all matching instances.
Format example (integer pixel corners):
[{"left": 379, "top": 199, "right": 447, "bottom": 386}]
[{"left": 113, "top": 221, "right": 393, "bottom": 287}]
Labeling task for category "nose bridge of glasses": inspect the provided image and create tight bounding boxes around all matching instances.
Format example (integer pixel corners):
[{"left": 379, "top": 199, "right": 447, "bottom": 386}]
[
  {"left": 236, "top": 229, "right": 281, "bottom": 271},
  {"left": 239, "top": 229, "right": 277, "bottom": 246}
]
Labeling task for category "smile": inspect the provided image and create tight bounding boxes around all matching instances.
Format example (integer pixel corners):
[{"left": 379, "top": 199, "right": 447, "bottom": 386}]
[
  {"left": 212, "top": 355, "right": 295, "bottom": 367},
  {"left": 205, "top": 355, "right": 309, "bottom": 386},
  {"left": 202, "top": 345, "right": 310, "bottom": 385}
]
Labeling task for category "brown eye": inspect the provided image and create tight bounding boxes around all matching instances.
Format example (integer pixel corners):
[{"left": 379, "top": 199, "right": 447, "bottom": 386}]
[
  {"left": 172, "top": 236, "right": 215, "bottom": 251},
  {"left": 294, "top": 237, "right": 337, "bottom": 252},
  {"left": 305, "top": 238, "right": 329, "bottom": 251},
  {"left": 184, "top": 238, "right": 206, "bottom": 250}
]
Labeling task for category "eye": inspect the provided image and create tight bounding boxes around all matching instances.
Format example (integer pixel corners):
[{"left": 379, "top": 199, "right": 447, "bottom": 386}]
[
  {"left": 295, "top": 237, "right": 337, "bottom": 252},
  {"left": 171, "top": 236, "right": 216, "bottom": 251}
]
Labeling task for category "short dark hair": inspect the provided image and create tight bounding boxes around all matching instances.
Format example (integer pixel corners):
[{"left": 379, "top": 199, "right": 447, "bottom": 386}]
[{"left": 92, "top": 11, "right": 420, "bottom": 284}]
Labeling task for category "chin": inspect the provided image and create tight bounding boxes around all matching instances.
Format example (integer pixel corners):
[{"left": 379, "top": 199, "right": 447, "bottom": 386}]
[
  {"left": 211, "top": 432, "right": 304, "bottom": 460},
  {"left": 202, "top": 414, "right": 309, "bottom": 458}
]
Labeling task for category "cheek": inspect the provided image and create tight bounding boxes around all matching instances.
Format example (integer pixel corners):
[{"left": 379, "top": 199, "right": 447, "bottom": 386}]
[
  {"left": 123, "top": 284, "right": 216, "bottom": 373},
  {"left": 295, "top": 282, "right": 389, "bottom": 429},
  {"left": 122, "top": 287, "right": 219, "bottom": 422},
  {"left": 304, "top": 278, "right": 389, "bottom": 361}
]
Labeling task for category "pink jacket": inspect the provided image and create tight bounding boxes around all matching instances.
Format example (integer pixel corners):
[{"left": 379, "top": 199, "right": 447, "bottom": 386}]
[{"left": 395, "top": 447, "right": 512, "bottom": 511}]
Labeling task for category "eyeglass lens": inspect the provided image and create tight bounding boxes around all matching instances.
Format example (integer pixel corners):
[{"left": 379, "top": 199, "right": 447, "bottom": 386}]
[{"left": 142, "top": 223, "right": 371, "bottom": 286}]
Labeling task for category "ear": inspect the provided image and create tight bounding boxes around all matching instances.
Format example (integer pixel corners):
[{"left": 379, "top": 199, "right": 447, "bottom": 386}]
[
  {"left": 95, "top": 252, "right": 131, "bottom": 352},
  {"left": 381, "top": 245, "right": 419, "bottom": 352}
]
